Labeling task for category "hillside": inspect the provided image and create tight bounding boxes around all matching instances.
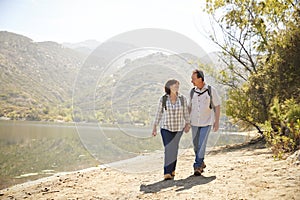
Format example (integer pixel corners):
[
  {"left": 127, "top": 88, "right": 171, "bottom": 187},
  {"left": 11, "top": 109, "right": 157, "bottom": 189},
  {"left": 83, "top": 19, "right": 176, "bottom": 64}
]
[
  {"left": 0, "top": 31, "right": 86, "bottom": 121},
  {"left": 62, "top": 40, "right": 101, "bottom": 55},
  {"left": 0, "top": 31, "right": 222, "bottom": 123}
]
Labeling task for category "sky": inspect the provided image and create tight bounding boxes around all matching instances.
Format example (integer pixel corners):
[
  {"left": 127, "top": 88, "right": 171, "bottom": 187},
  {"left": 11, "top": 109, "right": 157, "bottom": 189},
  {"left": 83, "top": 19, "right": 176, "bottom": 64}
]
[{"left": 0, "top": 0, "right": 219, "bottom": 53}]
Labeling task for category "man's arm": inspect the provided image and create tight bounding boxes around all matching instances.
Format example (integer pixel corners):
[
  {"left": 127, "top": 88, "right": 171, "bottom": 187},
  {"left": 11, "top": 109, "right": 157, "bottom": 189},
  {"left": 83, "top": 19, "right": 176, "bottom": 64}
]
[{"left": 213, "top": 105, "right": 220, "bottom": 132}]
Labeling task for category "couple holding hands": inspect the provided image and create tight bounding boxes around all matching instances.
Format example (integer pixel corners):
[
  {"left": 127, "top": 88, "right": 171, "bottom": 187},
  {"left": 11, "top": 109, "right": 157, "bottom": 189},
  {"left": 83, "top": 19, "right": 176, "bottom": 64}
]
[{"left": 152, "top": 69, "right": 221, "bottom": 180}]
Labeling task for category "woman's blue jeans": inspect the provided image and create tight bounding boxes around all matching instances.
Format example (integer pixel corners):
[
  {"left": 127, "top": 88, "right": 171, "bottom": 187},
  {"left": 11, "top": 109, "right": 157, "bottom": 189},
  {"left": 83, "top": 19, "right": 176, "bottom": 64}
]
[
  {"left": 160, "top": 128, "right": 183, "bottom": 175},
  {"left": 191, "top": 125, "right": 211, "bottom": 169}
]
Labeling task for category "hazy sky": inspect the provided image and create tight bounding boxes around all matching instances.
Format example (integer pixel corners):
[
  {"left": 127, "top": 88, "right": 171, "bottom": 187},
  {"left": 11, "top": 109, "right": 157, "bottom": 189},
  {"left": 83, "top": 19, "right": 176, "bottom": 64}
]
[{"left": 0, "top": 0, "right": 219, "bottom": 53}]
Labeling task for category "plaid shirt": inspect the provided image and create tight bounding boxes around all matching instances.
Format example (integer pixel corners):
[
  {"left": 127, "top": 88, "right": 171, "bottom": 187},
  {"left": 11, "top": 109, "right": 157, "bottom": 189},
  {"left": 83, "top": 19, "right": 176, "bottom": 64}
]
[{"left": 154, "top": 94, "right": 190, "bottom": 132}]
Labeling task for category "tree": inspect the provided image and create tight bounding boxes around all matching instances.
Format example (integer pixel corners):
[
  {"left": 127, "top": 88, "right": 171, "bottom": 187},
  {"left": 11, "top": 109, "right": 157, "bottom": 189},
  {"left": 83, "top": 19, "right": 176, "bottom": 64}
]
[{"left": 204, "top": 0, "right": 300, "bottom": 133}]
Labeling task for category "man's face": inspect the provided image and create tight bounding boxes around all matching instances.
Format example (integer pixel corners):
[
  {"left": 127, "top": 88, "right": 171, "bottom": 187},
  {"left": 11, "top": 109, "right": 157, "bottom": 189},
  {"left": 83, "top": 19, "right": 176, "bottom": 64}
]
[{"left": 191, "top": 73, "right": 202, "bottom": 86}]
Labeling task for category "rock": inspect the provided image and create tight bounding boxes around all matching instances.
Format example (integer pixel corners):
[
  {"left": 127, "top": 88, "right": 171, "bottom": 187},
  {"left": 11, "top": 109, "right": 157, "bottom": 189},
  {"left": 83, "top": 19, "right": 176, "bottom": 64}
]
[{"left": 287, "top": 150, "right": 300, "bottom": 164}]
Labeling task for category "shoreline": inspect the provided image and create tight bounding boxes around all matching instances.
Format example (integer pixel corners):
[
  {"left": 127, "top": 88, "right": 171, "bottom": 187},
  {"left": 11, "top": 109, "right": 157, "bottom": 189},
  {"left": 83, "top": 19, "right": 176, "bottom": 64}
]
[
  {"left": 0, "top": 135, "right": 261, "bottom": 192},
  {"left": 1, "top": 140, "right": 299, "bottom": 199}
]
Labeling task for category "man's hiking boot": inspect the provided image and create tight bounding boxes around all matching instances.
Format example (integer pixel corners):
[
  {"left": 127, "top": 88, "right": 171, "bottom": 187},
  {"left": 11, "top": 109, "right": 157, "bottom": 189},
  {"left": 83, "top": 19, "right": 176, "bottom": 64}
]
[
  {"left": 194, "top": 167, "right": 202, "bottom": 176},
  {"left": 194, "top": 162, "right": 206, "bottom": 176},
  {"left": 202, "top": 162, "right": 206, "bottom": 169}
]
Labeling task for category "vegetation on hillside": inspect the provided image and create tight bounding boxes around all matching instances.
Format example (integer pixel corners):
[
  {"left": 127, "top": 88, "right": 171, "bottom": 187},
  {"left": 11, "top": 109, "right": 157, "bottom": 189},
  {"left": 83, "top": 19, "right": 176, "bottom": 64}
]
[
  {"left": 1, "top": 32, "right": 223, "bottom": 126},
  {"left": 0, "top": 31, "right": 84, "bottom": 122}
]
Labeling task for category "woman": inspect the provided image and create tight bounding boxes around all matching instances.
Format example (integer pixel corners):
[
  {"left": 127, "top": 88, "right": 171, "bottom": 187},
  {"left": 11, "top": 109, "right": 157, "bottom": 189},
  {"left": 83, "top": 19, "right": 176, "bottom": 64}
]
[{"left": 152, "top": 79, "right": 190, "bottom": 180}]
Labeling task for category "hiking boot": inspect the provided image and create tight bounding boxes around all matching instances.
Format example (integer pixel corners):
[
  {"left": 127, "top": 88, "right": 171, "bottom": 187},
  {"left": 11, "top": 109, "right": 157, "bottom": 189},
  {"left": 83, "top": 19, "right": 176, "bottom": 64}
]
[
  {"left": 164, "top": 174, "right": 173, "bottom": 180},
  {"left": 171, "top": 171, "right": 175, "bottom": 177},
  {"left": 194, "top": 167, "right": 202, "bottom": 176},
  {"left": 194, "top": 162, "right": 206, "bottom": 176}
]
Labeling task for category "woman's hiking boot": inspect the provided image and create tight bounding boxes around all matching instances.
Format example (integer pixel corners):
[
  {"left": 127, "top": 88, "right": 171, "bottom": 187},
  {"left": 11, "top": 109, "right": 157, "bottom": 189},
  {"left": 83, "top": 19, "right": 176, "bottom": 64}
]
[
  {"left": 171, "top": 171, "right": 175, "bottom": 177},
  {"left": 164, "top": 174, "right": 173, "bottom": 180}
]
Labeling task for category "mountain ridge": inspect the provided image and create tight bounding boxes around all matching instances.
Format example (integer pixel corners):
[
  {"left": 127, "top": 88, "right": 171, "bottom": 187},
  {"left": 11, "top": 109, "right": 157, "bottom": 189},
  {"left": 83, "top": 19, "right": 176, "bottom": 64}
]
[{"left": 0, "top": 31, "right": 221, "bottom": 123}]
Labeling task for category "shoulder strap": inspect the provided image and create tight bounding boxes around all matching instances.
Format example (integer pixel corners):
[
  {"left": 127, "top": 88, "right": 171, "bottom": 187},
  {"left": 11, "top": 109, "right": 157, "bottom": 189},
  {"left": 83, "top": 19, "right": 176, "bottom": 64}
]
[
  {"left": 191, "top": 86, "right": 215, "bottom": 111},
  {"left": 179, "top": 95, "right": 184, "bottom": 107},
  {"left": 162, "top": 95, "right": 185, "bottom": 113},
  {"left": 207, "top": 85, "right": 215, "bottom": 111},
  {"left": 190, "top": 88, "right": 195, "bottom": 99},
  {"left": 161, "top": 94, "right": 168, "bottom": 113}
]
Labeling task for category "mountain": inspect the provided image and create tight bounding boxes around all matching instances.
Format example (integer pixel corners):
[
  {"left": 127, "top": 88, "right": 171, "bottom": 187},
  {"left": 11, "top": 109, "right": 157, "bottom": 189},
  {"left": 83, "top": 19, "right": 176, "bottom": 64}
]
[
  {"left": 0, "top": 31, "right": 221, "bottom": 123},
  {"left": 0, "top": 31, "right": 85, "bottom": 121},
  {"left": 62, "top": 40, "right": 101, "bottom": 55}
]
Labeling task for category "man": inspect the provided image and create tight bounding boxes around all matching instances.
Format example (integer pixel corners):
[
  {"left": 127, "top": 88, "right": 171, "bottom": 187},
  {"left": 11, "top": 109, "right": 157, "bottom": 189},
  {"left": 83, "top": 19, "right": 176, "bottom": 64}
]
[{"left": 189, "top": 69, "right": 221, "bottom": 176}]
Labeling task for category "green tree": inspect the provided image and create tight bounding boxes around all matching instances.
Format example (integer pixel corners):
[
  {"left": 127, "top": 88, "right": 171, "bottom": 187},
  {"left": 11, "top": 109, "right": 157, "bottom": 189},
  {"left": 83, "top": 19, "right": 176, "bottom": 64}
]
[{"left": 204, "top": 0, "right": 300, "bottom": 133}]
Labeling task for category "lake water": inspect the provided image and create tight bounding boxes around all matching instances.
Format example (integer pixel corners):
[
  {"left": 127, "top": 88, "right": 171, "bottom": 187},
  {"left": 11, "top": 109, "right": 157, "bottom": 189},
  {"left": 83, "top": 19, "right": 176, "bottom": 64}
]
[{"left": 0, "top": 120, "right": 251, "bottom": 189}]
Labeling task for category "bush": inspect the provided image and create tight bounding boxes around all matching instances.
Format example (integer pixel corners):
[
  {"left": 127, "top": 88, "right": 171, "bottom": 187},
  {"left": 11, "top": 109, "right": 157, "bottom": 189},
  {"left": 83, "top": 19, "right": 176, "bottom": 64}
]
[{"left": 263, "top": 98, "right": 300, "bottom": 159}]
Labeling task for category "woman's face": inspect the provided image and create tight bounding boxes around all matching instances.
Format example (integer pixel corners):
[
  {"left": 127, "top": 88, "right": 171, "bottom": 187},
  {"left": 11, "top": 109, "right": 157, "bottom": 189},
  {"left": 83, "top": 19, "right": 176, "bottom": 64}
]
[{"left": 170, "top": 82, "right": 179, "bottom": 94}]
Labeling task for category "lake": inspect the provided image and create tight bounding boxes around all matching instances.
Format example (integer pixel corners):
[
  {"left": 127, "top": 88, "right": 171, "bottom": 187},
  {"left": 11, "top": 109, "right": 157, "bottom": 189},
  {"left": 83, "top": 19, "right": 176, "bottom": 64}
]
[{"left": 0, "top": 120, "right": 251, "bottom": 189}]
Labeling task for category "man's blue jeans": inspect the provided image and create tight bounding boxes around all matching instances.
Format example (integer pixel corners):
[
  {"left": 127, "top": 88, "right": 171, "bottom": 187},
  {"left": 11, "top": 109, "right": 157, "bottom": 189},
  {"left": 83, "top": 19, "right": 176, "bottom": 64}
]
[
  {"left": 160, "top": 128, "right": 183, "bottom": 175},
  {"left": 191, "top": 125, "right": 211, "bottom": 169}
]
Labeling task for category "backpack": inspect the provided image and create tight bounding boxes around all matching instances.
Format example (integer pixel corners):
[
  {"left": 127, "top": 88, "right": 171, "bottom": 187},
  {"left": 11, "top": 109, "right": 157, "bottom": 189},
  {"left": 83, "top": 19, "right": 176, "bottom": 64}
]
[
  {"left": 161, "top": 95, "right": 184, "bottom": 113},
  {"left": 190, "top": 85, "right": 215, "bottom": 111}
]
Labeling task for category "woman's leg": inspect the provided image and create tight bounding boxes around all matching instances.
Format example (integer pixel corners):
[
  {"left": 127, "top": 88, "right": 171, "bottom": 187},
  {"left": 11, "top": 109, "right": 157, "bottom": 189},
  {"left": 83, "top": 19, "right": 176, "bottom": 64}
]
[
  {"left": 170, "top": 130, "right": 183, "bottom": 173},
  {"left": 161, "top": 129, "right": 183, "bottom": 175}
]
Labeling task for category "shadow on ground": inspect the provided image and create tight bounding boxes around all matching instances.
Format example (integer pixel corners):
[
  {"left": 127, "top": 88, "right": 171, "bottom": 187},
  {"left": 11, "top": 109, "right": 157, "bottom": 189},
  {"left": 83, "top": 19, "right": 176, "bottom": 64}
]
[{"left": 140, "top": 175, "right": 216, "bottom": 193}]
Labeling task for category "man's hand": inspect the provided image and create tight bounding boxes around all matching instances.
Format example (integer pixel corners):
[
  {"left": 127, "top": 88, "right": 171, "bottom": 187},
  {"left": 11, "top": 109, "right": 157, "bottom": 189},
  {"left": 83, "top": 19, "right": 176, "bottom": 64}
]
[
  {"left": 184, "top": 124, "right": 190, "bottom": 133},
  {"left": 213, "top": 121, "right": 219, "bottom": 132}
]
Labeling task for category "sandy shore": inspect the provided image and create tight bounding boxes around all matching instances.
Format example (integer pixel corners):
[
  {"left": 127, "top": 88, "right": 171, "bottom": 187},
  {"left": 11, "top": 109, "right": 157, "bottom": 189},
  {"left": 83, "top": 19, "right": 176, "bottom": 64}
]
[{"left": 1, "top": 139, "right": 299, "bottom": 200}]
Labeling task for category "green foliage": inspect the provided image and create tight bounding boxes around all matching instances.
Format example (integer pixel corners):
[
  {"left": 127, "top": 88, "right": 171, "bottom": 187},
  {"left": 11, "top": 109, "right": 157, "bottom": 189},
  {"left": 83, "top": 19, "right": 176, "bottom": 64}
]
[
  {"left": 226, "top": 86, "right": 253, "bottom": 126},
  {"left": 266, "top": 20, "right": 300, "bottom": 102},
  {"left": 263, "top": 98, "right": 300, "bottom": 159},
  {"left": 226, "top": 83, "right": 267, "bottom": 132},
  {"left": 205, "top": 0, "right": 300, "bottom": 156}
]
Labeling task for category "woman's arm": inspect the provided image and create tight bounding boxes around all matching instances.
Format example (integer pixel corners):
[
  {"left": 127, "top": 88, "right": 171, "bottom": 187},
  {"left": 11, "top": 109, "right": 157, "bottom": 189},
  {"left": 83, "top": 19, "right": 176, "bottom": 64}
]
[
  {"left": 152, "top": 96, "right": 163, "bottom": 136},
  {"left": 183, "top": 96, "right": 191, "bottom": 133}
]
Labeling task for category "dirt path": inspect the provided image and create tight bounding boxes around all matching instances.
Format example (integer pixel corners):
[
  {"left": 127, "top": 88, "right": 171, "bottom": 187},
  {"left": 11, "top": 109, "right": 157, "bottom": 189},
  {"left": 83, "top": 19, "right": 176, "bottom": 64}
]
[{"left": 1, "top": 140, "right": 299, "bottom": 200}]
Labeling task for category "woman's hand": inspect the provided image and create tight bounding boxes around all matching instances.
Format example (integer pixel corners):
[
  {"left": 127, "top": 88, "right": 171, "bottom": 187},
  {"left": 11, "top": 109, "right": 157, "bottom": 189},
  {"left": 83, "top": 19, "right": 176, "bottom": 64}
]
[
  {"left": 152, "top": 129, "right": 157, "bottom": 136},
  {"left": 184, "top": 123, "right": 190, "bottom": 133},
  {"left": 152, "top": 126, "right": 157, "bottom": 136}
]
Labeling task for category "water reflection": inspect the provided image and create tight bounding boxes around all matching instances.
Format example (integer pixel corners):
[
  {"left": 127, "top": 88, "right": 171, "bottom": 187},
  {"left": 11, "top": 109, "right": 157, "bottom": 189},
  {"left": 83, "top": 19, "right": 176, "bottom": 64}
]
[
  {"left": 0, "top": 120, "right": 98, "bottom": 189},
  {"left": 0, "top": 120, "right": 249, "bottom": 189}
]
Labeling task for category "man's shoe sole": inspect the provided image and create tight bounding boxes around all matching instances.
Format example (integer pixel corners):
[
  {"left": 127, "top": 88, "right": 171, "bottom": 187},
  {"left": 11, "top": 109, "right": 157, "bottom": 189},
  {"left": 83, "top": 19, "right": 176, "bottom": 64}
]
[{"left": 194, "top": 171, "right": 201, "bottom": 176}]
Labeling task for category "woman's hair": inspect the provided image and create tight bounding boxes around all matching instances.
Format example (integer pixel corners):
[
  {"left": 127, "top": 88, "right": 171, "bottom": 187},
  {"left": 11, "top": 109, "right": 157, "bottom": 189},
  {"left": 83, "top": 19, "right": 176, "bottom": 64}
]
[{"left": 165, "top": 79, "right": 179, "bottom": 95}]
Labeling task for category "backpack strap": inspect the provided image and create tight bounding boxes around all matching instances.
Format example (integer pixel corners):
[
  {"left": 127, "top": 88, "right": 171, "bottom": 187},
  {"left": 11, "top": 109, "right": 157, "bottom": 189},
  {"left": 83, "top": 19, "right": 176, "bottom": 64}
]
[
  {"left": 207, "top": 85, "right": 215, "bottom": 111},
  {"left": 190, "top": 88, "right": 195, "bottom": 99},
  {"left": 190, "top": 86, "right": 215, "bottom": 111},
  {"left": 161, "top": 94, "right": 185, "bottom": 113},
  {"left": 161, "top": 94, "right": 168, "bottom": 113},
  {"left": 179, "top": 95, "right": 184, "bottom": 108}
]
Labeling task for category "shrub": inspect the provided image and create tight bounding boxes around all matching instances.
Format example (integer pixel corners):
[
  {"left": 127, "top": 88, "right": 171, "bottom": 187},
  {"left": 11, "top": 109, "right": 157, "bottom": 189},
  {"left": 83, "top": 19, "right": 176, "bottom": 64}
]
[{"left": 263, "top": 98, "right": 300, "bottom": 159}]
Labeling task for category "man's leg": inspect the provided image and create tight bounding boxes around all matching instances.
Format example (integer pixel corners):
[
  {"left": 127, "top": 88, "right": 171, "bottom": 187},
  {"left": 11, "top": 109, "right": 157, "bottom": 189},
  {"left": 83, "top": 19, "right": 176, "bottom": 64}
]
[
  {"left": 191, "top": 126, "right": 200, "bottom": 168},
  {"left": 197, "top": 125, "right": 211, "bottom": 164},
  {"left": 192, "top": 126, "right": 211, "bottom": 175}
]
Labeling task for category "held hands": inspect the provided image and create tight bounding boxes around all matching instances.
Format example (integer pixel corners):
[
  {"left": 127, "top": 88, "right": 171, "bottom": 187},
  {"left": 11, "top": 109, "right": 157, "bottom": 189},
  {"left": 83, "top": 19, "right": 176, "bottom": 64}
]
[{"left": 184, "top": 124, "right": 191, "bottom": 133}]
